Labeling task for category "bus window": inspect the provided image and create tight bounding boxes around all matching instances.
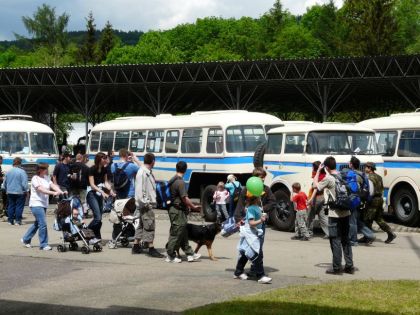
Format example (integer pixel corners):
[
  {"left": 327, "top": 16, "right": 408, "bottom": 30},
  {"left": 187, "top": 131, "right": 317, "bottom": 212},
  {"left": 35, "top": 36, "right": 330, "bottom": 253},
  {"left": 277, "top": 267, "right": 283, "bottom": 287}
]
[
  {"left": 130, "top": 131, "right": 146, "bottom": 152},
  {"left": 284, "top": 134, "right": 305, "bottom": 154},
  {"left": 181, "top": 129, "right": 202, "bottom": 154},
  {"left": 30, "top": 133, "right": 57, "bottom": 154},
  {"left": 226, "top": 125, "right": 265, "bottom": 153},
  {"left": 266, "top": 133, "right": 283, "bottom": 154},
  {"left": 207, "top": 128, "right": 223, "bottom": 154},
  {"left": 0, "top": 132, "right": 29, "bottom": 154},
  {"left": 114, "top": 131, "right": 130, "bottom": 151},
  {"left": 376, "top": 131, "right": 397, "bottom": 156},
  {"left": 100, "top": 132, "right": 114, "bottom": 152},
  {"left": 398, "top": 130, "right": 420, "bottom": 157},
  {"left": 165, "top": 130, "right": 180, "bottom": 153},
  {"left": 90, "top": 132, "right": 100, "bottom": 152},
  {"left": 147, "top": 130, "right": 164, "bottom": 153}
]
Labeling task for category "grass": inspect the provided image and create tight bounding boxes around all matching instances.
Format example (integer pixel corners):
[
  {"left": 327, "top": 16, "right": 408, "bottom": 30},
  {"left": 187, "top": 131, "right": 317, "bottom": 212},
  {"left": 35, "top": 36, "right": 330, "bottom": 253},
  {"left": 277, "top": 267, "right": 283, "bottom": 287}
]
[{"left": 185, "top": 280, "right": 420, "bottom": 315}]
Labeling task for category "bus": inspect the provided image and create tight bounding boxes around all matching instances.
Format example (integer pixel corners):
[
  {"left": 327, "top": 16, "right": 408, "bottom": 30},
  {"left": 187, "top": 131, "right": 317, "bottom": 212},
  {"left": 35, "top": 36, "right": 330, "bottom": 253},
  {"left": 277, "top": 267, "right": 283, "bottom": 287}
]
[
  {"left": 258, "top": 123, "right": 384, "bottom": 231},
  {"left": 87, "top": 110, "right": 283, "bottom": 221},
  {"left": 358, "top": 110, "right": 420, "bottom": 226},
  {"left": 0, "top": 115, "right": 59, "bottom": 178}
]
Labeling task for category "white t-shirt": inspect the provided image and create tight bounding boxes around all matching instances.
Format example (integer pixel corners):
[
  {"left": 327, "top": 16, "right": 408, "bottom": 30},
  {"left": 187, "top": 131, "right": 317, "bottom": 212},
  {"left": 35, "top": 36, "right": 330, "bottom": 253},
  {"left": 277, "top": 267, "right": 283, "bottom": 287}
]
[
  {"left": 29, "top": 175, "right": 51, "bottom": 208},
  {"left": 213, "top": 190, "right": 230, "bottom": 205}
]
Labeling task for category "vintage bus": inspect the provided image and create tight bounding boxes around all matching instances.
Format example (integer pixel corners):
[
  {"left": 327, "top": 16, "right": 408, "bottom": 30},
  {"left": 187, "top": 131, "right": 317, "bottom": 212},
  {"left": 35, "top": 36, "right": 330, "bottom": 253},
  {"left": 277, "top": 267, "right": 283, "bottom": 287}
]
[
  {"left": 358, "top": 110, "right": 420, "bottom": 226},
  {"left": 0, "top": 115, "right": 58, "bottom": 178},
  {"left": 258, "top": 123, "right": 384, "bottom": 230},
  {"left": 87, "top": 110, "right": 283, "bottom": 221}
]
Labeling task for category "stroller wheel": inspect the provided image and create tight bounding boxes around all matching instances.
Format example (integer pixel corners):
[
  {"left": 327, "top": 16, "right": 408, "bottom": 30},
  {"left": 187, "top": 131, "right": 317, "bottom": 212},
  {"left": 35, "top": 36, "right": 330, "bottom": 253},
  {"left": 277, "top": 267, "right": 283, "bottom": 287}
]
[
  {"left": 93, "top": 244, "right": 102, "bottom": 252},
  {"left": 69, "top": 243, "right": 78, "bottom": 251},
  {"left": 81, "top": 246, "right": 90, "bottom": 254},
  {"left": 57, "top": 245, "right": 65, "bottom": 252},
  {"left": 108, "top": 241, "right": 117, "bottom": 249},
  {"left": 121, "top": 239, "right": 130, "bottom": 247}
]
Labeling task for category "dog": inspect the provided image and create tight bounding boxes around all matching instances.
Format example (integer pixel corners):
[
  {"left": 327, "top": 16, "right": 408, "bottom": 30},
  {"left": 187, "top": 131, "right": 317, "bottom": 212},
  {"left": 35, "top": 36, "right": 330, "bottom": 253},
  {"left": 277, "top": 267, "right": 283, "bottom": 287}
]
[{"left": 171, "top": 222, "right": 222, "bottom": 261}]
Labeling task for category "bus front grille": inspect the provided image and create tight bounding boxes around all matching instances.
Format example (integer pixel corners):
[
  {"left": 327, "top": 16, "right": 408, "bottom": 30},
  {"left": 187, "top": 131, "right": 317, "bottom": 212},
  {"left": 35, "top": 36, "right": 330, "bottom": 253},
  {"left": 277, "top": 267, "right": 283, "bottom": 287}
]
[{"left": 22, "top": 163, "right": 38, "bottom": 178}]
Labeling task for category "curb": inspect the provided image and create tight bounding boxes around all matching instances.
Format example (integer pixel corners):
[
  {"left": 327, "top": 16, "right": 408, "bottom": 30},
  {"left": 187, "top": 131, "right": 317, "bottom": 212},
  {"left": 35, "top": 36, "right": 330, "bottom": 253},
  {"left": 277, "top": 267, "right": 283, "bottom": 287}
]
[{"left": 372, "top": 222, "right": 420, "bottom": 234}]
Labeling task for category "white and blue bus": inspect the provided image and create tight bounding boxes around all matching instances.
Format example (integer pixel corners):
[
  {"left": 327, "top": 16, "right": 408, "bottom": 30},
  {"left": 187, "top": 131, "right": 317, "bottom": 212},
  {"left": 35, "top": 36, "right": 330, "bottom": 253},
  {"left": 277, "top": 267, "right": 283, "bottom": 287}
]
[
  {"left": 87, "top": 110, "right": 283, "bottom": 221},
  {"left": 358, "top": 110, "right": 420, "bottom": 226},
  {"left": 0, "top": 115, "right": 58, "bottom": 178}
]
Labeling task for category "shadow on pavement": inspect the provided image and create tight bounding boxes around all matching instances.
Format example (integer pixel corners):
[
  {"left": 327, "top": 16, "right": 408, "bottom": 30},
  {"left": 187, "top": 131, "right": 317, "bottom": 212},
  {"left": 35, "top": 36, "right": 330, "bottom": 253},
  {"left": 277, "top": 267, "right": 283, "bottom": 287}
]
[{"left": 0, "top": 299, "right": 179, "bottom": 315}]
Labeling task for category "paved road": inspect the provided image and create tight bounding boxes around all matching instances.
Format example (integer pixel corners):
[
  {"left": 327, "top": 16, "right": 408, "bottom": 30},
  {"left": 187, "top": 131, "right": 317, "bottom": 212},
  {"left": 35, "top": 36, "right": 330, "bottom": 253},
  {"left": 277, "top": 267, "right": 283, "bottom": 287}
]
[{"left": 0, "top": 212, "right": 419, "bottom": 314}]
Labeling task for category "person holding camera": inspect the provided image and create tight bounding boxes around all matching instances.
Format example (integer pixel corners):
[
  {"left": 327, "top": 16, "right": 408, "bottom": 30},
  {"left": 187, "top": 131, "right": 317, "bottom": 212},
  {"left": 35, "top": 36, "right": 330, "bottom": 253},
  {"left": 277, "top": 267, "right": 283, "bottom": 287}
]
[
  {"left": 111, "top": 149, "right": 142, "bottom": 199},
  {"left": 313, "top": 156, "right": 354, "bottom": 275}
]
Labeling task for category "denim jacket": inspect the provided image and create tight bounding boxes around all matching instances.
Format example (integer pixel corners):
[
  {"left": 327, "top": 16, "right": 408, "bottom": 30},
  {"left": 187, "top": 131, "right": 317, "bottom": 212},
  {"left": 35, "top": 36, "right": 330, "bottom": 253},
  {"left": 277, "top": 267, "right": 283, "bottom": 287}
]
[{"left": 4, "top": 167, "right": 28, "bottom": 194}]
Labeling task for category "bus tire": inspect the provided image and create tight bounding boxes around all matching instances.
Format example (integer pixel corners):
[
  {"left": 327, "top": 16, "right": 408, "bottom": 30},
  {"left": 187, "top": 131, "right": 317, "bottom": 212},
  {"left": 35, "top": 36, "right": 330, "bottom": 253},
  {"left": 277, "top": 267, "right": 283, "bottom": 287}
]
[
  {"left": 201, "top": 185, "right": 217, "bottom": 222},
  {"left": 253, "top": 142, "right": 266, "bottom": 168},
  {"left": 392, "top": 187, "right": 420, "bottom": 226},
  {"left": 270, "top": 190, "right": 295, "bottom": 231}
]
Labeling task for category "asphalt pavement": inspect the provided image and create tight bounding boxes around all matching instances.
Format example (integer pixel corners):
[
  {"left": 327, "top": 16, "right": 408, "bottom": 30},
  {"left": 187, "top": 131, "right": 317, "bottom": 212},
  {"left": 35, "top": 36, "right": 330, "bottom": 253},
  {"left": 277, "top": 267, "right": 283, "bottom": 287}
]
[{"left": 0, "top": 209, "right": 419, "bottom": 314}]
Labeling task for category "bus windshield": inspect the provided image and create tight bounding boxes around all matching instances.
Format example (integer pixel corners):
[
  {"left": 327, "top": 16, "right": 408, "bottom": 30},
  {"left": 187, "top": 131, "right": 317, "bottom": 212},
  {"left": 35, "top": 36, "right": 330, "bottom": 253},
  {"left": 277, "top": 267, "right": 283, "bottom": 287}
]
[
  {"left": 30, "top": 133, "right": 57, "bottom": 155},
  {"left": 0, "top": 132, "right": 30, "bottom": 154},
  {"left": 307, "top": 131, "right": 377, "bottom": 155}
]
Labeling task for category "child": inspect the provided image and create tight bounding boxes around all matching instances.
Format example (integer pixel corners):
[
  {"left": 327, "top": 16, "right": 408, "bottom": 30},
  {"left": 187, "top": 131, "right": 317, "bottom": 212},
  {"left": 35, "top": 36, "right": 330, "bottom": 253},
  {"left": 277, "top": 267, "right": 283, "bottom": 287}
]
[
  {"left": 64, "top": 207, "right": 85, "bottom": 238},
  {"left": 233, "top": 195, "right": 272, "bottom": 284},
  {"left": 290, "top": 182, "right": 310, "bottom": 241},
  {"left": 213, "top": 182, "right": 229, "bottom": 222}
]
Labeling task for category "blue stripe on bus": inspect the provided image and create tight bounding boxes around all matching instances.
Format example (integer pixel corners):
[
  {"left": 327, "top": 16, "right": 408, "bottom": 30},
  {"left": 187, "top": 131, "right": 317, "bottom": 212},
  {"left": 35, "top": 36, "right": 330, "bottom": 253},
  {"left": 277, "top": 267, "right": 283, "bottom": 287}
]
[
  {"left": 384, "top": 161, "right": 420, "bottom": 169},
  {"left": 269, "top": 170, "right": 297, "bottom": 177},
  {"left": 264, "top": 161, "right": 311, "bottom": 167},
  {"left": 1, "top": 158, "right": 57, "bottom": 165}
]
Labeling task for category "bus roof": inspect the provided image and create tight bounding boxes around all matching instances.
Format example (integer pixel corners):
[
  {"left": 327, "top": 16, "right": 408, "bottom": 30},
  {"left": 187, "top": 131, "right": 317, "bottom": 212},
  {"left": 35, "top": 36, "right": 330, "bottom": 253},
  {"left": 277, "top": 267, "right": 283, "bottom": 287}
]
[
  {"left": 268, "top": 123, "right": 374, "bottom": 134},
  {"left": 0, "top": 119, "right": 54, "bottom": 133},
  {"left": 91, "top": 110, "right": 283, "bottom": 132},
  {"left": 357, "top": 111, "right": 420, "bottom": 130}
]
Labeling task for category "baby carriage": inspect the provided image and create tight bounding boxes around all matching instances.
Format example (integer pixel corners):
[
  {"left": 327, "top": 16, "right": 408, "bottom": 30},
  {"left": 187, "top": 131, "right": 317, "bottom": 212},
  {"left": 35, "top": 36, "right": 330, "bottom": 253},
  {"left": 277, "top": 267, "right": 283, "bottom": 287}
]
[
  {"left": 108, "top": 198, "right": 137, "bottom": 249},
  {"left": 54, "top": 196, "right": 102, "bottom": 254}
]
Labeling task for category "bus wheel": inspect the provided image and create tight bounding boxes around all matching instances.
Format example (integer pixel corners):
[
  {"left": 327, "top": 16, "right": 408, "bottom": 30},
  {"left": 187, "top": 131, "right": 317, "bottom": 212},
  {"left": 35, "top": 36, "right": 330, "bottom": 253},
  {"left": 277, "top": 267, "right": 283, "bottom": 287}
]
[
  {"left": 201, "top": 185, "right": 217, "bottom": 222},
  {"left": 393, "top": 187, "right": 420, "bottom": 226},
  {"left": 270, "top": 190, "right": 295, "bottom": 231}
]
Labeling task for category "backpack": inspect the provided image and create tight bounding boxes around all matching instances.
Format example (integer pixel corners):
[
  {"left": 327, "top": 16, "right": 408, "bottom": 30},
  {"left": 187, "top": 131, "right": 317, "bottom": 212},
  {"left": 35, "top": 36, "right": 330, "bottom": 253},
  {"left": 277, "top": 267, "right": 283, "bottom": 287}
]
[
  {"left": 113, "top": 162, "right": 130, "bottom": 190},
  {"left": 69, "top": 163, "right": 83, "bottom": 189},
  {"left": 156, "top": 176, "right": 181, "bottom": 209},
  {"left": 327, "top": 174, "right": 352, "bottom": 210},
  {"left": 356, "top": 171, "right": 370, "bottom": 203},
  {"left": 232, "top": 182, "right": 242, "bottom": 202}
]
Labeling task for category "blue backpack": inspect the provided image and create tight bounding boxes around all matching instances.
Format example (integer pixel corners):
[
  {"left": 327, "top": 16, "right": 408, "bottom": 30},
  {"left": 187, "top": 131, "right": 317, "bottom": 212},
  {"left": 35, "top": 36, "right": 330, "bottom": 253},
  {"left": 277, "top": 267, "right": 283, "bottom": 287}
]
[{"left": 156, "top": 181, "right": 172, "bottom": 209}]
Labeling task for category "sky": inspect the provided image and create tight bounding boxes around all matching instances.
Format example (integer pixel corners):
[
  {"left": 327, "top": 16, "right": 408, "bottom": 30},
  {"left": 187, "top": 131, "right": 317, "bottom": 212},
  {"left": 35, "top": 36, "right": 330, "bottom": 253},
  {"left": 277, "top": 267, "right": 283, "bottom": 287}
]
[{"left": 0, "top": 0, "right": 343, "bottom": 41}]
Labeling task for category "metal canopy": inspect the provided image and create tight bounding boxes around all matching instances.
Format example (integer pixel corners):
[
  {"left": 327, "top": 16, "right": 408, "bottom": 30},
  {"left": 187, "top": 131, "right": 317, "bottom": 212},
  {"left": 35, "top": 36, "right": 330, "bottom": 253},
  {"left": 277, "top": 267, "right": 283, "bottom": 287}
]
[{"left": 0, "top": 55, "right": 419, "bottom": 127}]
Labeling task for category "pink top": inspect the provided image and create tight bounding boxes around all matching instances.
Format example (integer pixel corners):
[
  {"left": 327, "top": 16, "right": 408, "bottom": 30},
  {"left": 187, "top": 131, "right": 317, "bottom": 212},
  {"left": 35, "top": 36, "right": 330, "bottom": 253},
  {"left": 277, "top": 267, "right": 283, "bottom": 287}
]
[{"left": 213, "top": 190, "right": 230, "bottom": 205}]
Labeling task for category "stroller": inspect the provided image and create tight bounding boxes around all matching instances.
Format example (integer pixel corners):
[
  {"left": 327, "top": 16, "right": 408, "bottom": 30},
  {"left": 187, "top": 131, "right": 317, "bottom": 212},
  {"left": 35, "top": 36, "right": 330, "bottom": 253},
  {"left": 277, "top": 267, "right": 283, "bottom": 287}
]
[
  {"left": 54, "top": 196, "right": 102, "bottom": 254},
  {"left": 108, "top": 198, "right": 137, "bottom": 249}
]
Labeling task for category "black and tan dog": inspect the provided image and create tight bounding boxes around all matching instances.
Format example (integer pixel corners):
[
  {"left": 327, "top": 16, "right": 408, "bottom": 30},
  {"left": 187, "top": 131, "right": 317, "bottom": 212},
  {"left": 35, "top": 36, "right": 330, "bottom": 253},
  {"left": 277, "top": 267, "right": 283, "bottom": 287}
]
[{"left": 171, "top": 222, "right": 222, "bottom": 261}]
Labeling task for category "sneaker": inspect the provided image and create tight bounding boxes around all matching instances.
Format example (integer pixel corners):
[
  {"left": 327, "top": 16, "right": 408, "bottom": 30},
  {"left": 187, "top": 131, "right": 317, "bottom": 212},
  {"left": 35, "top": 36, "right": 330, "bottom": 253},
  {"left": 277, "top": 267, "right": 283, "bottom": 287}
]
[
  {"left": 21, "top": 238, "right": 31, "bottom": 248},
  {"left": 41, "top": 245, "right": 52, "bottom": 251},
  {"left": 291, "top": 236, "right": 301, "bottom": 240},
  {"left": 148, "top": 247, "right": 164, "bottom": 258},
  {"left": 187, "top": 253, "right": 201, "bottom": 262},
  {"left": 89, "top": 238, "right": 100, "bottom": 245},
  {"left": 233, "top": 273, "right": 248, "bottom": 280},
  {"left": 365, "top": 236, "right": 376, "bottom": 245},
  {"left": 15, "top": 221, "right": 24, "bottom": 226},
  {"left": 132, "top": 244, "right": 143, "bottom": 255},
  {"left": 165, "top": 256, "right": 182, "bottom": 263},
  {"left": 344, "top": 266, "right": 355, "bottom": 274},
  {"left": 385, "top": 232, "right": 397, "bottom": 244},
  {"left": 8, "top": 222, "right": 14, "bottom": 225},
  {"left": 325, "top": 268, "right": 343, "bottom": 275},
  {"left": 258, "top": 276, "right": 272, "bottom": 284}
]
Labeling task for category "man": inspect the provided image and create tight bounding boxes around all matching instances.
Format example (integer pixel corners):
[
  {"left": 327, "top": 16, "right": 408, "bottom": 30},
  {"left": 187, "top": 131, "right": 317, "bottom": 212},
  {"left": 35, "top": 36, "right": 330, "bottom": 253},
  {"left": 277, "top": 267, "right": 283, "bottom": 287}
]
[
  {"left": 53, "top": 152, "right": 71, "bottom": 196},
  {"left": 68, "top": 153, "right": 90, "bottom": 206},
  {"left": 347, "top": 156, "right": 375, "bottom": 246},
  {"left": 0, "top": 155, "right": 6, "bottom": 220},
  {"left": 314, "top": 156, "right": 354, "bottom": 275},
  {"left": 132, "top": 153, "right": 164, "bottom": 258},
  {"left": 363, "top": 162, "right": 396, "bottom": 244},
  {"left": 111, "top": 149, "right": 141, "bottom": 199},
  {"left": 166, "top": 161, "right": 201, "bottom": 263},
  {"left": 4, "top": 157, "right": 28, "bottom": 225}
]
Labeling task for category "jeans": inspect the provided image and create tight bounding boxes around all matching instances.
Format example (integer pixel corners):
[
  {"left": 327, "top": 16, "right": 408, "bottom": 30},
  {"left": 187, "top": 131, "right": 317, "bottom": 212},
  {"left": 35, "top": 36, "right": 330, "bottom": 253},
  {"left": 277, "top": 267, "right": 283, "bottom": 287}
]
[
  {"left": 349, "top": 208, "right": 374, "bottom": 242},
  {"left": 87, "top": 191, "right": 103, "bottom": 239},
  {"left": 235, "top": 234, "right": 265, "bottom": 279},
  {"left": 7, "top": 193, "right": 26, "bottom": 224},
  {"left": 215, "top": 204, "right": 228, "bottom": 222},
  {"left": 22, "top": 207, "right": 48, "bottom": 249},
  {"left": 329, "top": 216, "right": 353, "bottom": 271},
  {"left": 228, "top": 197, "right": 235, "bottom": 217}
]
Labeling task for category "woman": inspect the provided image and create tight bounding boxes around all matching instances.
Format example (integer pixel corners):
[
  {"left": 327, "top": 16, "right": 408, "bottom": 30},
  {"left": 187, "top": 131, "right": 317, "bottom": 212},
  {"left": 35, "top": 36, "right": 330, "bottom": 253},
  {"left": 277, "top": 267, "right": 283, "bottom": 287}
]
[
  {"left": 87, "top": 152, "right": 115, "bottom": 241},
  {"left": 21, "top": 163, "right": 64, "bottom": 250},
  {"left": 225, "top": 174, "right": 241, "bottom": 217}
]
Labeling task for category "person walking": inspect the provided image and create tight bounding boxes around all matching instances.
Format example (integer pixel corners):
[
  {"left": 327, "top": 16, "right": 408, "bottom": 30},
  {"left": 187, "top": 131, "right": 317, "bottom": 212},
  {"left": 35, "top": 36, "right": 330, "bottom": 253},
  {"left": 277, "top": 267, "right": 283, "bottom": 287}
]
[
  {"left": 21, "top": 163, "right": 64, "bottom": 250},
  {"left": 87, "top": 152, "right": 116, "bottom": 242},
  {"left": 69, "top": 153, "right": 90, "bottom": 201},
  {"left": 111, "top": 149, "right": 141, "bottom": 199},
  {"left": 362, "top": 162, "right": 397, "bottom": 244},
  {"left": 225, "top": 174, "right": 241, "bottom": 217},
  {"left": 0, "top": 155, "right": 7, "bottom": 221},
  {"left": 132, "top": 153, "right": 164, "bottom": 258},
  {"left": 314, "top": 156, "right": 354, "bottom": 275},
  {"left": 165, "top": 161, "right": 201, "bottom": 263},
  {"left": 52, "top": 152, "right": 71, "bottom": 197},
  {"left": 4, "top": 157, "right": 28, "bottom": 225}
]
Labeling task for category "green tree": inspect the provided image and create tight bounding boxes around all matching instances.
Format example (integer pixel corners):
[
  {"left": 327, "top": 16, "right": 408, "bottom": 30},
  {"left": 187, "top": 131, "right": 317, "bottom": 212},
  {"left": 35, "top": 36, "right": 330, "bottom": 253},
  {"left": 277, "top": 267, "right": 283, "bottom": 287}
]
[
  {"left": 260, "top": 0, "right": 295, "bottom": 46},
  {"left": 394, "top": 0, "right": 420, "bottom": 53},
  {"left": 80, "top": 11, "right": 97, "bottom": 64},
  {"left": 191, "top": 42, "right": 241, "bottom": 62},
  {"left": 97, "top": 21, "right": 117, "bottom": 63},
  {"left": 20, "top": 3, "right": 70, "bottom": 50},
  {"left": 340, "top": 0, "right": 399, "bottom": 55},
  {"left": 268, "top": 24, "right": 323, "bottom": 58}
]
